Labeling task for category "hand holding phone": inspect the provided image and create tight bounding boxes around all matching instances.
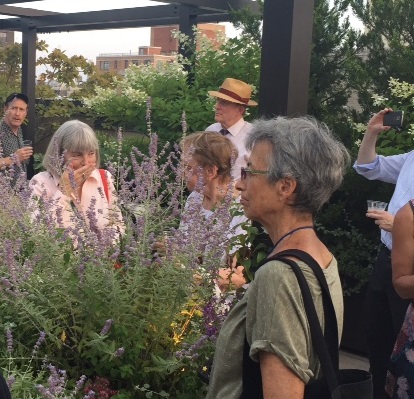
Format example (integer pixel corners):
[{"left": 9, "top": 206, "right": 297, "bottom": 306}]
[{"left": 383, "top": 111, "right": 404, "bottom": 130}]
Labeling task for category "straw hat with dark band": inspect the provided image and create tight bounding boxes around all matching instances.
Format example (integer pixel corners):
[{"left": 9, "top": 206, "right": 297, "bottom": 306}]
[{"left": 208, "top": 78, "right": 258, "bottom": 106}]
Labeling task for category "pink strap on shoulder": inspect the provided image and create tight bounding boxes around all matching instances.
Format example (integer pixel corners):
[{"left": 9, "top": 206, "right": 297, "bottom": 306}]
[{"left": 99, "top": 169, "right": 109, "bottom": 202}]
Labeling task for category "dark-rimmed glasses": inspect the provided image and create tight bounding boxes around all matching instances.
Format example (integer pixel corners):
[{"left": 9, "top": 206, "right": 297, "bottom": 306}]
[{"left": 240, "top": 167, "right": 269, "bottom": 180}]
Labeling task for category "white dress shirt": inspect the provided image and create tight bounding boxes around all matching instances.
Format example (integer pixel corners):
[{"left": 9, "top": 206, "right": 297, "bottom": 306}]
[
  {"left": 206, "top": 118, "right": 252, "bottom": 180},
  {"left": 354, "top": 150, "right": 414, "bottom": 249}
]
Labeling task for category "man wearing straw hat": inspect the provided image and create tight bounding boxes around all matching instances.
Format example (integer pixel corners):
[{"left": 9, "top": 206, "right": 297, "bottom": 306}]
[{"left": 206, "top": 78, "right": 257, "bottom": 179}]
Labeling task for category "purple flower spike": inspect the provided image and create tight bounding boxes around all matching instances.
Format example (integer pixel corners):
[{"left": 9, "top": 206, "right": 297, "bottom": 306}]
[
  {"left": 32, "top": 331, "right": 46, "bottom": 355},
  {"left": 6, "top": 328, "right": 13, "bottom": 353},
  {"left": 114, "top": 347, "right": 125, "bottom": 357},
  {"left": 100, "top": 319, "right": 113, "bottom": 336}
]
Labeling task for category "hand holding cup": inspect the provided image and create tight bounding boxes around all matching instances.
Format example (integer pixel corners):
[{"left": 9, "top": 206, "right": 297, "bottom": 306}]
[
  {"left": 14, "top": 140, "right": 33, "bottom": 162},
  {"left": 366, "top": 200, "right": 393, "bottom": 231}
]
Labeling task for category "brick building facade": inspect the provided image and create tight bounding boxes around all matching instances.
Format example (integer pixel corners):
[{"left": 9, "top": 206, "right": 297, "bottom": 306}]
[
  {"left": 96, "top": 24, "right": 225, "bottom": 75},
  {"left": 0, "top": 31, "right": 14, "bottom": 46}
]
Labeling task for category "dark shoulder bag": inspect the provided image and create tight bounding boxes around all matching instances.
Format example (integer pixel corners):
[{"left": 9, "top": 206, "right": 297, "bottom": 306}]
[
  {"left": 0, "top": 371, "right": 12, "bottom": 399},
  {"left": 241, "top": 249, "right": 372, "bottom": 399}
]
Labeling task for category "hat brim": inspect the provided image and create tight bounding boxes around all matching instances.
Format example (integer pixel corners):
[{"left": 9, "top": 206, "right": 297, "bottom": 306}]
[{"left": 208, "top": 90, "right": 258, "bottom": 106}]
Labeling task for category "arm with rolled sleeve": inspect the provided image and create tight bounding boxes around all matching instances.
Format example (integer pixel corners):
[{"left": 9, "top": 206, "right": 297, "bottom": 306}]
[
  {"left": 246, "top": 262, "right": 314, "bottom": 398},
  {"left": 354, "top": 152, "right": 410, "bottom": 184},
  {"left": 245, "top": 257, "right": 342, "bottom": 398}
]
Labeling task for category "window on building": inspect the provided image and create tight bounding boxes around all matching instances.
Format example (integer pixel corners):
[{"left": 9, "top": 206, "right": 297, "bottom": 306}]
[
  {"left": 101, "top": 61, "right": 110, "bottom": 71},
  {"left": 144, "top": 59, "right": 151, "bottom": 65},
  {"left": 124, "top": 60, "right": 129, "bottom": 68},
  {"left": 114, "top": 60, "right": 118, "bottom": 69},
  {"left": 132, "top": 60, "right": 139, "bottom": 66}
]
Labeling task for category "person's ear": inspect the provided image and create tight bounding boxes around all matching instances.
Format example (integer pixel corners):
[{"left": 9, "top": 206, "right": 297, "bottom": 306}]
[
  {"left": 237, "top": 105, "right": 245, "bottom": 116},
  {"left": 277, "top": 176, "right": 297, "bottom": 202},
  {"left": 206, "top": 165, "right": 219, "bottom": 181}
]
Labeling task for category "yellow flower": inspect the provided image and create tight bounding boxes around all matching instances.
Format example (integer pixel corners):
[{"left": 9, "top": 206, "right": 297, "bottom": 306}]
[{"left": 61, "top": 330, "right": 66, "bottom": 343}]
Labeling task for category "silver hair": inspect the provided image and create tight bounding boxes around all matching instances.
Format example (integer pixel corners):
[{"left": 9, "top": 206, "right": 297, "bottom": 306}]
[
  {"left": 43, "top": 120, "right": 100, "bottom": 177},
  {"left": 245, "top": 116, "right": 350, "bottom": 213}
]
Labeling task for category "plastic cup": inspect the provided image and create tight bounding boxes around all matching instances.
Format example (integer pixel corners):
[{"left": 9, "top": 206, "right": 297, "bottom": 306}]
[
  {"left": 367, "top": 200, "right": 388, "bottom": 211},
  {"left": 375, "top": 201, "right": 388, "bottom": 211},
  {"left": 367, "top": 200, "right": 377, "bottom": 211},
  {"left": 22, "top": 140, "right": 32, "bottom": 147}
]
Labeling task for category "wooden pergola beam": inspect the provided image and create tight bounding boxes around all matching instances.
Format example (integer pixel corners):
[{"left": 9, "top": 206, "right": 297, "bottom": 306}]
[
  {"left": 0, "top": 0, "right": 38, "bottom": 4},
  {"left": 150, "top": 0, "right": 260, "bottom": 13},
  {"left": 0, "top": 5, "right": 59, "bottom": 17}
]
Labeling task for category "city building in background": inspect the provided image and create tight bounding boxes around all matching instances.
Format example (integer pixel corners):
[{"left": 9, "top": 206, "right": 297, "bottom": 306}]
[
  {"left": 96, "top": 24, "right": 225, "bottom": 75},
  {"left": 0, "top": 30, "right": 14, "bottom": 46},
  {"left": 151, "top": 23, "right": 225, "bottom": 54},
  {"left": 96, "top": 46, "right": 175, "bottom": 75}
]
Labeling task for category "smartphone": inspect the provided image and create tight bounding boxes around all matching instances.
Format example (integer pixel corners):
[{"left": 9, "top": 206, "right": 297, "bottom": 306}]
[{"left": 383, "top": 111, "right": 404, "bottom": 127}]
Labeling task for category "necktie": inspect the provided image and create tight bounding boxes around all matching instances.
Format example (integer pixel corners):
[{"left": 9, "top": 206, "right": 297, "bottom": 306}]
[{"left": 220, "top": 129, "right": 230, "bottom": 136}]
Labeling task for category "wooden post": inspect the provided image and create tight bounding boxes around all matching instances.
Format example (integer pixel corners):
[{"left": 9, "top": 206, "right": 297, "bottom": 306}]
[{"left": 259, "top": 0, "right": 315, "bottom": 117}]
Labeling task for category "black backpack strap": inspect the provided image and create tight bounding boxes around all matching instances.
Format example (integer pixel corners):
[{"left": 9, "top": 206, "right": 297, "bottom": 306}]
[
  {"left": 0, "top": 372, "right": 11, "bottom": 399},
  {"left": 241, "top": 334, "right": 263, "bottom": 398},
  {"left": 273, "top": 252, "right": 340, "bottom": 395},
  {"left": 272, "top": 249, "right": 340, "bottom": 368},
  {"left": 242, "top": 250, "right": 340, "bottom": 397}
]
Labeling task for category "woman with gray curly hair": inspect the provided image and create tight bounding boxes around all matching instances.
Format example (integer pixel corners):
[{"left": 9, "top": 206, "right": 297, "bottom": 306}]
[{"left": 206, "top": 116, "right": 351, "bottom": 398}]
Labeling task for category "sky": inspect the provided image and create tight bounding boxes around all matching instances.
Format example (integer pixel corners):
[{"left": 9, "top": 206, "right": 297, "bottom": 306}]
[{"left": 10, "top": 0, "right": 238, "bottom": 68}]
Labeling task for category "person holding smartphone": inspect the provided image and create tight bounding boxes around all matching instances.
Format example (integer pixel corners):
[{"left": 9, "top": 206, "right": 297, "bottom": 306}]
[{"left": 354, "top": 108, "right": 412, "bottom": 398}]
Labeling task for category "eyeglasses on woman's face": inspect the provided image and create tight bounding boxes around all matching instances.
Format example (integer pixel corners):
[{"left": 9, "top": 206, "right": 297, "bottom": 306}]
[{"left": 240, "top": 166, "right": 269, "bottom": 180}]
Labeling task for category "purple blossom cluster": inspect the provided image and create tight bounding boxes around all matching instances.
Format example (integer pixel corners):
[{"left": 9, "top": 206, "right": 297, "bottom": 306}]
[
  {"left": 100, "top": 319, "right": 113, "bottom": 336},
  {"left": 175, "top": 334, "right": 210, "bottom": 361},
  {"left": 36, "top": 366, "right": 88, "bottom": 398},
  {"left": 36, "top": 364, "right": 67, "bottom": 398},
  {"left": 114, "top": 347, "right": 125, "bottom": 357},
  {"left": 32, "top": 331, "right": 46, "bottom": 355},
  {"left": 146, "top": 97, "right": 152, "bottom": 134},
  {"left": 6, "top": 328, "right": 13, "bottom": 353}
]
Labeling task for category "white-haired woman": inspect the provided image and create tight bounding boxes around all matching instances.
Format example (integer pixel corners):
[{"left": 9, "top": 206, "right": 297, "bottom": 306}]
[
  {"left": 29, "top": 120, "right": 124, "bottom": 242},
  {"left": 206, "top": 116, "right": 350, "bottom": 398}
]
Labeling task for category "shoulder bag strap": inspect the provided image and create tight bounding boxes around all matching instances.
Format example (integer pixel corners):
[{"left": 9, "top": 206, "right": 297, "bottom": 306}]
[
  {"left": 99, "top": 169, "right": 109, "bottom": 202},
  {"left": 268, "top": 253, "right": 340, "bottom": 395},
  {"left": 268, "top": 250, "right": 339, "bottom": 359}
]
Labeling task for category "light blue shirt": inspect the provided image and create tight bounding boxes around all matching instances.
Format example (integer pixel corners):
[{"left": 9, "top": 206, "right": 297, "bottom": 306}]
[{"left": 353, "top": 150, "right": 414, "bottom": 249}]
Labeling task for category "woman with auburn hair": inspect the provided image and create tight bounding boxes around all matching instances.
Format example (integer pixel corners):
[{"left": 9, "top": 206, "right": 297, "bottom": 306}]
[{"left": 179, "top": 131, "right": 248, "bottom": 290}]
